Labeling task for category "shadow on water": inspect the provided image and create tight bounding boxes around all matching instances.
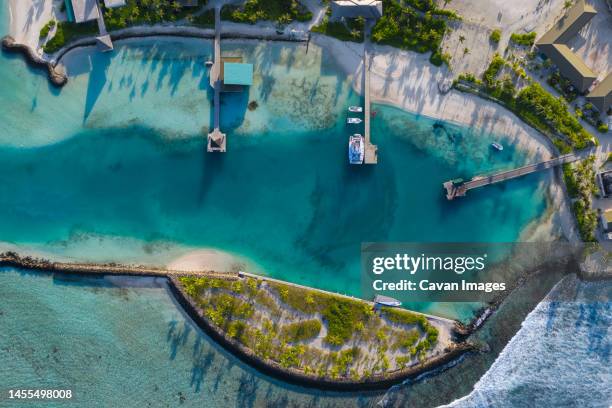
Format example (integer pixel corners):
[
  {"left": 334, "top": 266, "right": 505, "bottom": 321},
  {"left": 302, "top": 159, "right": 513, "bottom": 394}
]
[
  {"left": 84, "top": 52, "right": 112, "bottom": 123},
  {"left": 220, "top": 89, "right": 249, "bottom": 133},
  {"left": 198, "top": 146, "right": 226, "bottom": 205}
]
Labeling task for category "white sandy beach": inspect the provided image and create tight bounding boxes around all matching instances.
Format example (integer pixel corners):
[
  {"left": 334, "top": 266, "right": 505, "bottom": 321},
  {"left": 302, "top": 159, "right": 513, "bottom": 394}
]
[
  {"left": 8, "top": 0, "right": 55, "bottom": 50},
  {"left": 0, "top": 237, "right": 252, "bottom": 274}
]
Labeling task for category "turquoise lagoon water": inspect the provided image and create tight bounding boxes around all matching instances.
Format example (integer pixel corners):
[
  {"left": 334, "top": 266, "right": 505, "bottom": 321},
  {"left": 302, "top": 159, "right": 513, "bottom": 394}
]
[{"left": 0, "top": 31, "right": 549, "bottom": 320}]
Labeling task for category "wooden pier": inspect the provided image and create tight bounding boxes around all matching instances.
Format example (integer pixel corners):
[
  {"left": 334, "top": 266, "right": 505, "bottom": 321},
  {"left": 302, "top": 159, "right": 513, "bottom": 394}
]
[
  {"left": 207, "top": 6, "right": 226, "bottom": 153},
  {"left": 443, "top": 153, "right": 580, "bottom": 200},
  {"left": 363, "top": 19, "right": 378, "bottom": 164}
]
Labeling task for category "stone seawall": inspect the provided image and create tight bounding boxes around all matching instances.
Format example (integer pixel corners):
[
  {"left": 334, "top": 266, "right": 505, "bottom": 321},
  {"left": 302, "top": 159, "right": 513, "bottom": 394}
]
[
  {"left": 167, "top": 275, "right": 476, "bottom": 391},
  {"left": 2, "top": 25, "right": 309, "bottom": 88},
  {"left": 1, "top": 36, "right": 67, "bottom": 86}
]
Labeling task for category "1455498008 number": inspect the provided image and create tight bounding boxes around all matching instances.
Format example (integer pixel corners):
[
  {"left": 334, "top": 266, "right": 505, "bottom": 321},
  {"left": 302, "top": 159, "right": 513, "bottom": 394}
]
[{"left": 8, "top": 389, "right": 72, "bottom": 399}]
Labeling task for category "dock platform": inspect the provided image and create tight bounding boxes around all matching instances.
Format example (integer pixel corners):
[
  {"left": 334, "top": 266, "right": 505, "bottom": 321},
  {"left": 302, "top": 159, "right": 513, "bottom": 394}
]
[
  {"left": 443, "top": 153, "right": 580, "bottom": 200},
  {"left": 207, "top": 6, "right": 226, "bottom": 153},
  {"left": 363, "top": 19, "right": 377, "bottom": 164}
]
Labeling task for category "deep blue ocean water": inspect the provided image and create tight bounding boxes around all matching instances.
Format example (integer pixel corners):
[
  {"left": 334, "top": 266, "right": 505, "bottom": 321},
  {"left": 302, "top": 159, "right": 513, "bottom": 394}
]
[{"left": 444, "top": 276, "right": 611, "bottom": 408}]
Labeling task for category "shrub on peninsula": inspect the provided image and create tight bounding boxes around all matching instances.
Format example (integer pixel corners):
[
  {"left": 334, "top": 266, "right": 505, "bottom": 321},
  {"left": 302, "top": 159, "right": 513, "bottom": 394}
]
[
  {"left": 489, "top": 29, "right": 501, "bottom": 43},
  {"left": 178, "top": 276, "right": 447, "bottom": 380},
  {"left": 510, "top": 32, "right": 536, "bottom": 47},
  {"left": 282, "top": 319, "right": 322, "bottom": 342},
  {"left": 40, "top": 20, "right": 56, "bottom": 39}
]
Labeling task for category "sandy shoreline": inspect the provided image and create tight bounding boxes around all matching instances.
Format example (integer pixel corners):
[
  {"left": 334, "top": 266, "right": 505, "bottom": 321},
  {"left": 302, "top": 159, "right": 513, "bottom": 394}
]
[
  {"left": 8, "top": 0, "right": 54, "bottom": 50},
  {"left": 311, "top": 33, "right": 579, "bottom": 242}
]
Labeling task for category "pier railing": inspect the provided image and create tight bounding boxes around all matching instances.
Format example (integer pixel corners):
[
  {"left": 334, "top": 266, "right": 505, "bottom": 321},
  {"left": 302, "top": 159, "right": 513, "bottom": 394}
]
[{"left": 443, "top": 153, "right": 580, "bottom": 200}]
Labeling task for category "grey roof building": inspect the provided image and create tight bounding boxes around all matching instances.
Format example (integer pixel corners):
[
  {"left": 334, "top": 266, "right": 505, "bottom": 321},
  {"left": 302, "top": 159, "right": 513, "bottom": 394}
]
[
  {"left": 587, "top": 72, "right": 612, "bottom": 113},
  {"left": 330, "top": 0, "right": 383, "bottom": 20},
  {"left": 67, "top": 0, "right": 100, "bottom": 23},
  {"left": 536, "top": 0, "right": 598, "bottom": 93},
  {"left": 104, "top": 0, "right": 126, "bottom": 7}
]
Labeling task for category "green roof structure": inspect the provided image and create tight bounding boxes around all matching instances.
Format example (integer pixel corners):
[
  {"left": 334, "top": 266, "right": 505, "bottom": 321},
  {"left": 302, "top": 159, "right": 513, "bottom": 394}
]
[{"left": 222, "top": 63, "right": 254, "bottom": 86}]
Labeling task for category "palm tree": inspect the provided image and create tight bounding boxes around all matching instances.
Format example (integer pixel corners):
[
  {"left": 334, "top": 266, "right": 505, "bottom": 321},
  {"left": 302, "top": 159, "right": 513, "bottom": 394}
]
[{"left": 459, "top": 35, "right": 465, "bottom": 43}]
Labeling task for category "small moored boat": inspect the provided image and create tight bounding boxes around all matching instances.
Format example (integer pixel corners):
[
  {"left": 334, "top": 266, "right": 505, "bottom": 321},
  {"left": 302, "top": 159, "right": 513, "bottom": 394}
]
[
  {"left": 491, "top": 142, "right": 504, "bottom": 151},
  {"left": 374, "top": 295, "right": 402, "bottom": 307},
  {"left": 348, "top": 106, "right": 363, "bottom": 113},
  {"left": 347, "top": 117, "right": 363, "bottom": 124},
  {"left": 348, "top": 134, "right": 364, "bottom": 165}
]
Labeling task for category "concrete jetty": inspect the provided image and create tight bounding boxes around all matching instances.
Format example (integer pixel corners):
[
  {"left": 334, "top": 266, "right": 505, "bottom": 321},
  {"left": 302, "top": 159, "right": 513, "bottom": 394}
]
[
  {"left": 94, "top": 0, "right": 113, "bottom": 51},
  {"left": 207, "top": 6, "right": 226, "bottom": 152},
  {"left": 363, "top": 19, "right": 378, "bottom": 164},
  {"left": 443, "top": 153, "right": 581, "bottom": 199}
]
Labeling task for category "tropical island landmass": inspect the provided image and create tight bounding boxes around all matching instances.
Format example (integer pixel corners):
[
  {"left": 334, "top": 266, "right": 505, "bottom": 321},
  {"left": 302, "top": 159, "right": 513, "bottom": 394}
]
[{"left": 1, "top": 0, "right": 611, "bottom": 395}]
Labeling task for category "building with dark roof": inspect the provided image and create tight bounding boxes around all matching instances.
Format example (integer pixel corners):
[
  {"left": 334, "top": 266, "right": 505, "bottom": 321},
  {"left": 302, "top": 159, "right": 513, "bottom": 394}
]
[
  {"left": 536, "top": 0, "right": 598, "bottom": 93},
  {"left": 587, "top": 72, "right": 612, "bottom": 113},
  {"left": 331, "top": 0, "right": 383, "bottom": 20}
]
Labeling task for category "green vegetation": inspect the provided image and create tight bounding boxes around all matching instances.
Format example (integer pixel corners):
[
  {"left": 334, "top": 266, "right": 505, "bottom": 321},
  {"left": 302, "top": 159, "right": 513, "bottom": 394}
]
[
  {"left": 562, "top": 163, "right": 580, "bottom": 198},
  {"left": 482, "top": 53, "right": 505, "bottom": 89},
  {"left": 509, "top": 32, "right": 536, "bottom": 47},
  {"left": 548, "top": 71, "right": 578, "bottom": 102},
  {"left": 221, "top": 0, "right": 312, "bottom": 25},
  {"left": 43, "top": 21, "right": 97, "bottom": 53},
  {"left": 562, "top": 157, "right": 598, "bottom": 241},
  {"left": 597, "top": 123, "right": 609, "bottom": 133},
  {"left": 457, "top": 72, "right": 479, "bottom": 84},
  {"left": 43, "top": 0, "right": 209, "bottom": 52},
  {"left": 103, "top": 0, "right": 207, "bottom": 30},
  {"left": 371, "top": 0, "right": 453, "bottom": 66},
  {"left": 514, "top": 83, "right": 593, "bottom": 149},
  {"left": 202, "top": 292, "right": 254, "bottom": 328},
  {"left": 382, "top": 306, "right": 427, "bottom": 329},
  {"left": 190, "top": 9, "right": 215, "bottom": 28},
  {"left": 489, "top": 29, "right": 501, "bottom": 43},
  {"left": 39, "top": 20, "right": 56, "bottom": 39},
  {"left": 463, "top": 54, "right": 594, "bottom": 151},
  {"left": 270, "top": 282, "right": 372, "bottom": 346},
  {"left": 394, "top": 329, "right": 420, "bottom": 350},
  {"left": 178, "top": 276, "right": 442, "bottom": 380},
  {"left": 322, "top": 297, "right": 370, "bottom": 345},
  {"left": 311, "top": 15, "right": 365, "bottom": 42},
  {"left": 329, "top": 348, "right": 360, "bottom": 378},
  {"left": 282, "top": 319, "right": 322, "bottom": 342},
  {"left": 381, "top": 307, "right": 438, "bottom": 346}
]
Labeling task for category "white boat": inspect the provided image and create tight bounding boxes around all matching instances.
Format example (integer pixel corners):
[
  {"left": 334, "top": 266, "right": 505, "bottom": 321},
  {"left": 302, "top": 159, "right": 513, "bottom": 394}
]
[
  {"left": 374, "top": 295, "right": 402, "bottom": 307},
  {"left": 347, "top": 117, "right": 363, "bottom": 124},
  {"left": 491, "top": 142, "right": 504, "bottom": 151},
  {"left": 348, "top": 134, "right": 364, "bottom": 164},
  {"left": 348, "top": 106, "right": 363, "bottom": 113}
]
